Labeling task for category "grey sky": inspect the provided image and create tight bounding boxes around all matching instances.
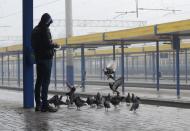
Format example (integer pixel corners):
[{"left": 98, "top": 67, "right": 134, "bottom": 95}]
[{"left": 1, "top": 0, "right": 190, "bottom": 46}]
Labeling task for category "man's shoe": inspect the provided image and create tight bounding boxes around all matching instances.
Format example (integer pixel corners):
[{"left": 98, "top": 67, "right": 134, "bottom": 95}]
[
  {"left": 35, "top": 106, "right": 41, "bottom": 112},
  {"left": 41, "top": 105, "right": 58, "bottom": 112}
]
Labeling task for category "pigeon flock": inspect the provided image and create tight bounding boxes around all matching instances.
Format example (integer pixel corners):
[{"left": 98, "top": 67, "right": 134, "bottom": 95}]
[
  {"left": 48, "top": 61, "right": 141, "bottom": 112},
  {"left": 48, "top": 91, "right": 140, "bottom": 112}
]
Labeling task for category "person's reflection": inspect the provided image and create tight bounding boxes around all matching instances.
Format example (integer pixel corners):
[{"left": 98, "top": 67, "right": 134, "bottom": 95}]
[{"left": 23, "top": 108, "right": 53, "bottom": 131}]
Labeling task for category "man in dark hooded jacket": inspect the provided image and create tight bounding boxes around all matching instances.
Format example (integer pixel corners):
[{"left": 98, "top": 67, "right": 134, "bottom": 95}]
[{"left": 31, "top": 13, "right": 59, "bottom": 112}]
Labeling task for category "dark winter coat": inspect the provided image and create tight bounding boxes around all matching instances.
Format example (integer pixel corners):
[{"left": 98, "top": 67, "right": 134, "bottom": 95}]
[{"left": 31, "top": 13, "right": 56, "bottom": 61}]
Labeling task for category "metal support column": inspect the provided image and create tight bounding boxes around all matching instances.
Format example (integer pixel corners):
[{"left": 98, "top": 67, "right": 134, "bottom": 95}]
[
  {"left": 137, "top": 56, "right": 139, "bottom": 74},
  {"left": 113, "top": 45, "right": 116, "bottom": 79},
  {"left": 1, "top": 54, "right": 3, "bottom": 85},
  {"left": 173, "top": 51, "right": 176, "bottom": 82},
  {"left": 103, "top": 56, "right": 106, "bottom": 80},
  {"left": 95, "top": 57, "right": 97, "bottom": 77},
  {"left": 172, "top": 35, "right": 180, "bottom": 97},
  {"left": 8, "top": 54, "right": 10, "bottom": 85},
  {"left": 62, "top": 49, "right": 65, "bottom": 87},
  {"left": 144, "top": 52, "right": 147, "bottom": 80},
  {"left": 121, "top": 43, "right": 125, "bottom": 93},
  {"left": 23, "top": 0, "right": 34, "bottom": 108},
  {"left": 17, "top": 52, "right": 20, "bottom": 87},
  {"left": 89, "top": 58, "right": 91, "bottom": 74},
  {"left": 126, "top": 53, "right": 128, "bottom": 81},
  {"left": 148, "top": 53, "right": 150, "bottom": 78},
  {"left": 185, "top": 49, "right": 188, "bottom": 84},
  {"left": 81, "top": 45, "right": 85, "bottom": 91},
  {"left": 132, "top": 56, "right": 134, "bottom": 75},
  {"left": 168, "top": 51, "right": 172, "bottom": 81},
  {"left": 152, "top": 52, "right": 155, "bottom": 82},
  {"left": 54, "top": 52, "right": 57, "bottom": 89},
  {"left": 100, "top": 56, "right": 103, "bottom": 80},
  {"left": 156, "top": 41, "right": 160, "bottom": 91}
]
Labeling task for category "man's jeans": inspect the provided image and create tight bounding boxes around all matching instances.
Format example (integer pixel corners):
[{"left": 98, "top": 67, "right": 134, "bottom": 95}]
[{"left": 35, "top": 59, "right": 52, "bottom": 109}]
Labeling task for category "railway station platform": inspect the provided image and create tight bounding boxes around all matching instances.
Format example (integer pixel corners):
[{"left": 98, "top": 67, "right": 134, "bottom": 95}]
[
  {"left": 2, "top": 1, "right": 190, "bottom": 130},
  {"left": 0, "top": 87, "right": 190, "bottom": 131},
  {"left": 1, "top": 81, "right": 190, "bottom": 106}
]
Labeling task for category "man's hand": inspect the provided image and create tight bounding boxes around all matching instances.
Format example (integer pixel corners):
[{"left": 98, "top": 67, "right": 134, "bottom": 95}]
[
  {"left": 54, "top": 44, "right": 60, "bottom": 48},
  {"left": 52, "top": 42, "right": 60, "bottom": 48},
  {"left": 53, "top": 43, "right": 61, "bottom": 51}
]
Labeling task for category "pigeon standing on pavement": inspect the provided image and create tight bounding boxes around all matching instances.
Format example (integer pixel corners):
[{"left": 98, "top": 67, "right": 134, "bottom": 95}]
[
  {"left": 65, "top": 96, "right": 71, "bottom": 107},
  {"left": 48, "top": 95, "right": 66, "bottom": 107},
  {"left": 74, "top": 96, "right": 87, "bottom": 110},
  {"left": 110, "top": 93, "right": 121, "bottom": 108},
  {"left": 104, "top": 95, "right": 111, "bottom": 111},
  {"left": 131, "top": 93, "right": 135, "bottom": 103},
  {"left": 86, "top": 96, "right": 96, "bottom": 107},
  {"left": 130, "top": 96, "right": 140, "bottom": 112},
  {"left": 125, "top": 93, "right": 131, "bottom": 106},
  {"left": 95, "top": 92, "right": 103, "bottom": 108},
  {"left": 66, "top": 82, "right": 76, "bottom": 105}
]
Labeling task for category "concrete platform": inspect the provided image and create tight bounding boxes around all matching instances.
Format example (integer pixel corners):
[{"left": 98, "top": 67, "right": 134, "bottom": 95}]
[
  {"left": 1, "top": 84, "right": 190, "bottom": 108},
  {"left": 0, "top": 89, "right": 190, "bottom": 131}
]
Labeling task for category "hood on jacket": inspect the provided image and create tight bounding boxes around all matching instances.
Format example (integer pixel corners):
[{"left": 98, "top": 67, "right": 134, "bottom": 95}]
[{"left": 38, "top": 13, "right": 53, "bottom": 27}]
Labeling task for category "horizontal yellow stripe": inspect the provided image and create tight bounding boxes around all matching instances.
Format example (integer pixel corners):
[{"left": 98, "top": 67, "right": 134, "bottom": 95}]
[
  {"left": 105, "top": 26, "right": 154, "bottom": 40},
  {"left": 157, "top": 19, "right": 190, "bottom": 34},
  {"left": 67, "top": 33, "right": 103, "bottom": 45}
]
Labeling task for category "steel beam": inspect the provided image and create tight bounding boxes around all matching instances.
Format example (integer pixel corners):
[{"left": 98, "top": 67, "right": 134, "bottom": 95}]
[
  {"left": 121, "top": 43, "right": 125, "bottom": 93},
  {"left": 156, "top": 41, "right": 160, "bottom": 91},
  {"left": 23, "top": 0, "right": 34, "bottom": 108},
  {"left": 81, "top": 45, "right": 85, "bottom": 91}
]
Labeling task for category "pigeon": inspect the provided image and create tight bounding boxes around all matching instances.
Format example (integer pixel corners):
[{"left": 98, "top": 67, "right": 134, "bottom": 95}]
[
  {"left": 66, "top": 82, "right": 77, "bottom": 105},
  {"left": 125, "top": 93, "right": 131, "bottom": 106},
  {"left": 86, "top": 96, "right": 96, "bottom": 107},
  {"left": 104, "top": 99, "right": 111, "bottom": 111},
  {"left": 119, "top": 95, "right": 126, "bottom": 102},
  {"left": 48, "top": 95, "right": 66, "bottom": 107},
  {"left": 131, "top": 93, "right": 135, "bottom": 103},
  {"left": 48, "top": 95, "right": 59, "bottom": 107},
  {"left": 94, "top": 92, "right": 103, "bottom": 108},
  {"left": 110, "top": 94, "right": 121, "bottom": 108},
  {"left": 130, "top": 96, "right": 140, "bottom": 112},
  {"left": 57, "top": 95, "right": 67, "bottom": 105},
  {"left": 74, "top": 96, "right": 87, "bottom": 110},
  {"left": 104, "top": 94, "right": 111, "bottom": 111},
  {"left": 106, "top": 93, "right": 111, "bottom": 101},
  {"left": 103, "top": 61, "right": 116, "bottom": 80},
  {"left": 66, "top": 96, "right": 70, "bottom": 105},
  {"left": 66, "top": 82, "right": 76, "bottom": 96},
  {"left": 103, "top": 68, "right": 115, "bottom": 80},
  {"left": 109, "top": 77, "right": 123, "bottom": 94}
]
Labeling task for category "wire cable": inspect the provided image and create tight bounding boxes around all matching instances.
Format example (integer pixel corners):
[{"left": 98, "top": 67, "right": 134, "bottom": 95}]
[{"left": 0, "top": 0, "right": 63, "bottom": 19}]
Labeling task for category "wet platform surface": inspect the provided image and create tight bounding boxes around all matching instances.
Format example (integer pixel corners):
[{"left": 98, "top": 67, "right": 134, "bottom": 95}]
[{"left": 0, "top": 89, "right": 190, "bottom": 131}]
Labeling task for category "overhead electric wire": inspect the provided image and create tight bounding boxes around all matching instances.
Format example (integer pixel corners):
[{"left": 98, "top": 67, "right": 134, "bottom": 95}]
[
  {"left": 0, "top": 0, "right": 63, "bottom": 19},
  {"left": 138, "top": 8, "right": 181, "bottom": 12}
]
